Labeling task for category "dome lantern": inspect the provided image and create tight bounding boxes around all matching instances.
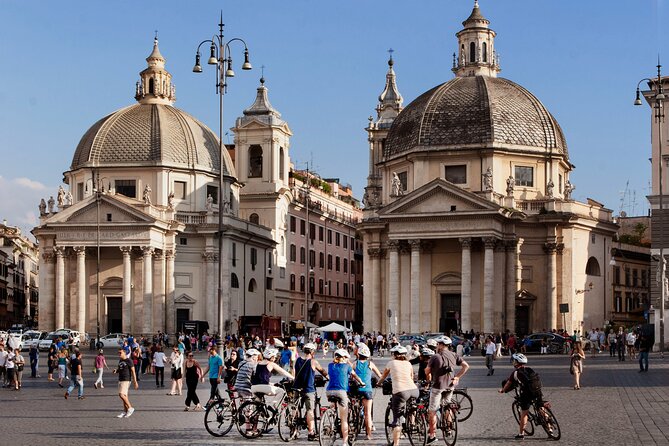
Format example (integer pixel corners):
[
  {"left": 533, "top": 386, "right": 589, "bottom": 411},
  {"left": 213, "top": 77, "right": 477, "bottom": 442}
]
[
  {"left": 134, "top": 36, "right": 176, "bottom": 105},
  {"left": 453, "top": 1, "right": 500, "bottom": 78}
]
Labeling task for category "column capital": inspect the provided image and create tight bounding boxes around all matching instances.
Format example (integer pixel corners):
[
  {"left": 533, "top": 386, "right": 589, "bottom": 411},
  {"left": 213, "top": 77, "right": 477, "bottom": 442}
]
[
  {"left": 483, "top": 237, "right": 497, "bottom": 249},
  {"left": 73, "top": 246, "right": 86, "bottom": 255},
  {"left": 141, "top": 246, "right": 155, "bottom": 257},
  {"left": 459, "top": 237, "right": 472, "bottom": 249},
  {"left": 120, "top": 246, "right": 132, "bottom": 254},
  {"left": 165, "top": 249, "right": 175, "bottom": 260},
  {"left": 154, "top": 251, "right": 164, "bottom": 260},
  {"left": 408, "top": 239, "right": 422, "bottom": 250},
  {"left": 54, "top": 246, "right": 66, "bottom": 256},
  {"left": 556, "top": 243, "right": 565, "bottom": 254},
  {"left": 202, "top": 251, "right": 218, "bottom": 262},
  {"left": 42, "top": 251, "right": 55, "bottom": 263},
  {"left": 543, "top": 242, "right": 558, "bottom": 253},
  {"left": 367, "top": 247, "right": 385, "bottom": 259},
  {"left": 386, "top": 240, "right": 400, "bottom": 251}
]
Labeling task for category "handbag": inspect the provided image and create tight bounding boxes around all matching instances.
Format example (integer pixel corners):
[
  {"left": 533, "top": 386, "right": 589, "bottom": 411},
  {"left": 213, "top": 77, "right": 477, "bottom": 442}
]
[{"left": 16, "top": 364, "right": 24, "bottom": 372}]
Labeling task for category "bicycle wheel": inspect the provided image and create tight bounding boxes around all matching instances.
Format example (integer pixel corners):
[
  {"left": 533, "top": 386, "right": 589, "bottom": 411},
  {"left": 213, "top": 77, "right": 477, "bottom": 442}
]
[
  {"left": 538, "top": 406, "right": 561, "bottom": 441},
  {"left": 237, "top": 400, "right": 269, "bottom": 439},
  {"left": 319, "top": 407, "right": 338, "bottom": 446},
  {"left": 439, "top": 406, "right": 457, "bottom": 446},
  {"left": 347, "top": 403, "right": 361, "bottom": 445},
  {"left": 452, "top": 390, "right": 473, "bottom": 422},
  {"left": 407, "top": 409, "right": 427, "bottom": 446},
  {"left": 511, "top": 401, "right": 535, "bottom": 436},
  {"left": 204, "top": 400, "right": 234, "bottom": 437},
  {"left": 384, "top": 403, "right": 393, "bottom": 445},
  {"left": 278, "top": 403, "right": 300, "bottom": 442}
]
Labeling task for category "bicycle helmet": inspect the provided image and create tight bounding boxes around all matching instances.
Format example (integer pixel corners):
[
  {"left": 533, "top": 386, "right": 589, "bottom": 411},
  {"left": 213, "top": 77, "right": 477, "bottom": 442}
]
[
  {"left": 357, "top": 345, "right": 371, "bottom": 358},
  {"left": 245, "top": 348, "right": 261, "bottom": 358},
  {"left": 437, "top": 336, "right": 452, "bottom": 345},
  {"left": 334, "top": 348, "right": 350, "bottom": 358},
  {"left": 273, "top": 339, "right": 284, "bottom": 348},
  {"left": 426, "top": 338, "right": 438, "bottom": 348},
  {"left": 421, "top": 348, "right": 435, "bottom": 356},
  {"left": 390, "top": 345, "right": 408, "bottom": 355},
  {"left": 263, "top": 348, "right": 279, "bottom": 359},
  {"left": 303, "top": 342, "right": 316, "bottom": 352},
  {"left": 512, "top": 353, "right": 528, "bottom": 364}
]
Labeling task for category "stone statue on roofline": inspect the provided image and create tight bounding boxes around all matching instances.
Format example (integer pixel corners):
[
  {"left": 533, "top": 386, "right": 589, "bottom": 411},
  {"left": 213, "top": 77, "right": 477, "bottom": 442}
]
[
  {"left": 564, "top": 180, "right": 575, "bottom": 200},
  {"left": 482, "top": 167, "right": 493, "bottom": 191},
  {"left": 506, "top": 176, "right": 515, "bottom": 197},
  {"left": 143, "top": 184, "right": 152, "bottom": 205},
  {"left": 38, "top": 198, "right": 46, "bottom": 216},
  {"left": 57, "top": 185, "right": 66, "bottom": 208}
]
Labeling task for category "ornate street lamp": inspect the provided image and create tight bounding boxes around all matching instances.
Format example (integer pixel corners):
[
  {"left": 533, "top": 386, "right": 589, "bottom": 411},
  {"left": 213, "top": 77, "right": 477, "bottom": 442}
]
[
  {"left": 635, "top": 62, "right": 666, "bottom": 354},
  {"left": 193, "top": 12, "right": 252, "bottom": 345}
]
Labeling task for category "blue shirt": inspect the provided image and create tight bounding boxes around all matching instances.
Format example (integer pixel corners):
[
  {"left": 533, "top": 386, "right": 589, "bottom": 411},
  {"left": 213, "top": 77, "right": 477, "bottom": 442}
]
[
  {"left": 208, "top": 354, "right": 223, "bottom": 379},
  {"left": 294, "top": 357, "right": 315, "bottom": 393},
  {"left": 327, "top": 362, "right": 352, "bottom": 392},
  {"left": 354, "top": 360, "right": 372, "bottom": 392}
]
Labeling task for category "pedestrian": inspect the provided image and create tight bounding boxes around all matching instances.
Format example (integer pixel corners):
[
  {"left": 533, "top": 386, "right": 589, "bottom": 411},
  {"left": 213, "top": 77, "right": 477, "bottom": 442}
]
[
  {"left": 378, "top": 346, "right": 418, "bottom": 446},
  {"left": 292, "top": 343, "right": 328, "bottom": 441},
  {"left": 607, "top": 329, "right": 617, "bottom": 357},
  {"left": 94, "top": 349, "right": 109, "bottom": 389},
  {"left": 6, "top": 348, "right": 18, "bottom": 390},
  {"left": 484, "top": 336, "right": 496, "bottom": 375},
  {"left": 114, "top": 348, "right": 139, "bottom": 418},
  {"left": 47, "top": 344, "right": 57, "bottom": 381},
  {"left": 14, "top": 348, "right": 25, "bottom": 390},
  {"left": 223, "top": 350, "right": 240, "bottom": 390},
  {"left": 638, "top": 334, "right": 651, "bottom": 372},
  {"left": 0, "top": 344, "right": 7, "bottom": 386},
  {"left": 64, "top": 351, "right": 84, "bottom": 399},
  {"left": 167, "top": 347, "right": 184, "bottom": 396},
  {"left": 589, "top": 329, "right": 599, "bottom": 357},
  {"left": 29, "top": 344, "right": 39, "bottom": 378},
  {"left": 57, "top": 348, "right": 69, "bottom": 388},
  {"left": 570, "top": 341, "right": 585, "bottom": 390},
  {"left": 616, "top": 327, "right": 626, "bottom": 361},
  {"left": 183, "top": 351, "right": 203, "bottom": 411},
  {"left": 131, "top": 346, "right": 141, "bottom": 382},
  {"left": 153, "top": 346, "right": 167, "bottom": 388},
  {"left": 626, "top": 330, "right": 637, "bottom": 360},
  {"left": 201, "top": 346, "right": 225, "bottom": 406}
]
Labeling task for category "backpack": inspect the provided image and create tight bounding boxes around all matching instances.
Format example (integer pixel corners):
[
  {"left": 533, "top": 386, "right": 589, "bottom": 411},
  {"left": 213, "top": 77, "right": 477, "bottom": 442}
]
[{"left": 517, "top": 367, "right": 542, "bottom": 398}]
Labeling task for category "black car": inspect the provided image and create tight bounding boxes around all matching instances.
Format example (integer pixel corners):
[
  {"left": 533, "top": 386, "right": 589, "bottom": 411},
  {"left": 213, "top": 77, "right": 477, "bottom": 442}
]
[{"left": 522, "top": 332, "right": 566, "bottom": 354}]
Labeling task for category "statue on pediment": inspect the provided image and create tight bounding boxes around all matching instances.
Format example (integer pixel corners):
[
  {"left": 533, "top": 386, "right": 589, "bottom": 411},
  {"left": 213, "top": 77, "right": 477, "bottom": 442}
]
[
  {"left": 65, "top": 191, "right": 73, "bottom": 206},
  {"left": 47, "top": 196, "right": 55, "bottom": 213},
  {"left": 546, "top": 180, "right": 555, "bottom": 199},
  {"left": 39, "top": 198, "right": 46, "bottom": 216},
  {"left": 506, "top": 175, "right": 515, "bottom": 197},
  {"left": 564, "top": 180, "right": 575, "bottom": 200},
  {"left": 57, "top": 185, "right": 66, "bottom": 208},
  {"left": 143, "top": 184, "right": 152, "bottom": 205},
  {"left": 482, "top": 167, "right": 493, "bottom": 191}
]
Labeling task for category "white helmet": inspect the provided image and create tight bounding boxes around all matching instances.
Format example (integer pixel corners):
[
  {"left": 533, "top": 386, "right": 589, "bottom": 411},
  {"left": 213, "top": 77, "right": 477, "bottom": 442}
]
[
  {"left": 421, "top": 348, "right": 435, "bottom": 356},
  {"left": 334, "top": 348, "right": 350, "bottom": 358},
  {"left": 357, "top": 345, "right": 371, "bottom": 357},
  {"left": 263, "top": 348, "right": 279, "bottom": 359},
  {"left": 437, "top": 336, "right": 452, "bottom": 346},
  {"left": 512, "top": 353, "right": 528, "bottom": 364},
  {"left": 273, "top": 339, "right": 284, "bottom": 348},
  {"left": 390, "top": 345, "right": 408, "bottom": 355},
  {"left": 245, "top": 348, "right": 261, "bottom": 358},
  {"left": 303, "top": 342, "right": 316, "bottom": 352},
  {"left": 426, "top": 338, "right": 438, "bottom": 348}
]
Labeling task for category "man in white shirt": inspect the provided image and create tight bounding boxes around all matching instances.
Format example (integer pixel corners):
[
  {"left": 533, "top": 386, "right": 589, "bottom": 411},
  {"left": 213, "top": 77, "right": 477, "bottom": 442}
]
[
  {"left": 485, "top": 337, "right": 497, "bottom": 376},
  {"left": 589, "top": 329, "right": 599, "bottom": 357},
  {"left": 0, "top": 345, "right": 7, "bottom": 387}
]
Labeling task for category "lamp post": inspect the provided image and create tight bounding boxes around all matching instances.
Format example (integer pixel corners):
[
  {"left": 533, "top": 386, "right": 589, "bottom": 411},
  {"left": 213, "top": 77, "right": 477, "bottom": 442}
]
[
  {"left": 193, "top": 13, "right": 252, "bottom": 346},
  {"left": 304, "top": 172, "right": 311, "bottom": 327},
  {"left": 635, "top": 63, "right": 666, "bottom": 354},
  {"left": 85, "top": 171, "right": 108, "bottom": 349}
]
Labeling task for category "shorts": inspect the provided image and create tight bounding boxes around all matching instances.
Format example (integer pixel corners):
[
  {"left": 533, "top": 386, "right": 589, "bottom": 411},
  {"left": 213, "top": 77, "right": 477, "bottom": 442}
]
[
  {"left": 357, "top": 390, "right": 374, "bottom": 400},
  {"left": 518, "top": 392, "right": 542, "bottom": 411},
  {"left": 428, "top": 387, "right": 453, "bottom": 412},
  {"left": 326, "top": 390, "right": 349, "bottom": 407},
  {"left": 251, "top": 384, "right": 277, "bottom": 396},
  {"left": 302, "top": 391, "right": 316, "bottom": 412},
  {"left": 171, "top": 368, "right": 182, "bottom": 380},
  {"left": 390, "top": 388, "right": 419, "bottom": 426},
  {"left": 118, "top": 381, "right": 130, "bottom": 395}
]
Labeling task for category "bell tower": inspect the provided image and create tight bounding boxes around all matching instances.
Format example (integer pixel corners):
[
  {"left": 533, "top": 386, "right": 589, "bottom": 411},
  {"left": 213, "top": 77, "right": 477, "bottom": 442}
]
[{"left": 452, "top": 0, "right": 501, "bottom": 78}]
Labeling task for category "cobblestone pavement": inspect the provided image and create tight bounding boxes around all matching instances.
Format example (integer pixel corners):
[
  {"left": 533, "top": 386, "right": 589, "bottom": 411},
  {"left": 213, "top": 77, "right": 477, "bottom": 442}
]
[{"left": 2, "top": 350, "right": 668, "bottom": 445}]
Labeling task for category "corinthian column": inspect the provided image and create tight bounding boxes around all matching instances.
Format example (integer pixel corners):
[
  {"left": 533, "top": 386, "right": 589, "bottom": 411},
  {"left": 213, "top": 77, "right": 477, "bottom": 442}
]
[
  {"left": 142, "top": 246, "right": 154, "bottom": 335},
  {"left": 120, "top": 246, "right": 132, "bottom": 333},
  {"left": 459, "top": 238, "right": 472, "bottom": 332},
  {"left": 165, "top": 250, "right": 176, "bottom": 337},
  {"left": 54, "top": 246, "right": 65, "bottom": 329},
  {"left": 74, "top": 246, "right": 87, "bottom": 335},
  {"left": 40, "top": 251, "right": 55, "bottom": 331},
  {"left": 483, "top": 237, "right": 496, "bottom": 333},
  {"left": 409, "top": 239, "right": 421, "bottom": 333},
  {"left": 387, "top": 240, "right": 400, "bottom": 334},
  {"left": 367, "top": 247, "right": 382, "bottom": 332},
  {"left": 544, "top": 242, "right": 561, "bottom": 331},
  {"left": 505, "top": 240, "right": 519, "bottom": 332},
  {"left": 154, "top": 252, "right": 165, "bottom": 333},
  {"left": 203, "top": 251, "right": 217, "bottom": 326}
]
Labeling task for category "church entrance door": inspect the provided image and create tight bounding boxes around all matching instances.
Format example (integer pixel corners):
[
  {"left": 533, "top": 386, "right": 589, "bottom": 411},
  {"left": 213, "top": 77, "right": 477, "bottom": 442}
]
[
  {"left": 439, "top": 294, "right": 461, "bottom": 333},
  {"left": 515, "top": 305, "right": 530, "bottom": 336},
  {"left": 106, "top": 296, "right": 122, "bottom": 334}
]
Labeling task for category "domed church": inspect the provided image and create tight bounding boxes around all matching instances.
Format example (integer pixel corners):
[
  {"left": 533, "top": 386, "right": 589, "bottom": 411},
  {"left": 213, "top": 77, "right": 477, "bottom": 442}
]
[
  {"left": 33, "top": 38, "right": 275, "bottom": 337},
  {"left": 360, "top": 1, "right": 618, "bottom": 335}
]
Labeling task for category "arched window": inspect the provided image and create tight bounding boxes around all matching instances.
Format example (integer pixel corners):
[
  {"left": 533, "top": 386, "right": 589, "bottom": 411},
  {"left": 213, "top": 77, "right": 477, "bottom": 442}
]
[
  {"left": 249, "top": 145, "right": 263, "bottom": 177},
  {"left": 300, "top": 275, "right": 306, "bottom": 292},
  {"left": 149, "top": 78, "right": 155, "bottom": 94},
  {"left": 279, "top": 148, "right": 285, "bottom": 181},
  {"left": 585, "top": 257, "right": 601, "bottom": 276},
  {"left": 289, "top": 244, "right": 296, "bottom": 262},
  {"left": 231, "top": 273, "right": 239, "bottom": 288},
  {"left": 290, "top": 274, "right": 296, "bottom": 291},
  {"left": 249, "top": 213, "right": 260, "bottom": 224},
  {"left": 469, "top": 42, "right": 476, "bottom": 63},
  {"left": 482, "top": 42, "right": 488, "bottom": 62},
  {"left": 248, "top": 278, "right": 257, "bottom": 292}
]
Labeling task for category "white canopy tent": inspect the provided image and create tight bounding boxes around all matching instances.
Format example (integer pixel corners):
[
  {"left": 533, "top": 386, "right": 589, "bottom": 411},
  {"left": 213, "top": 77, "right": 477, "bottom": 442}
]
[{"left": 316, "top": 322, "right": 351, "bottom": 333}]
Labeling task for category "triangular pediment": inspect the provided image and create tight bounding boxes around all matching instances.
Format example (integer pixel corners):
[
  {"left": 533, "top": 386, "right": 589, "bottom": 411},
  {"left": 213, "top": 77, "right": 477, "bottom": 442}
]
[
  {"left": 516, "top": 289, "right": 537, "bottom": 301},
  {"left": 42, "top": 194, "right": 156, "bottom": 225},
  {"left": 236, "top": 118, "right": 292, "bottom": 136},
  {"left": 379, "top": 178, "right": 501, "bottom": 218},
  {"left": 175, "top": 293, "right": 197, "bottom": 304}
]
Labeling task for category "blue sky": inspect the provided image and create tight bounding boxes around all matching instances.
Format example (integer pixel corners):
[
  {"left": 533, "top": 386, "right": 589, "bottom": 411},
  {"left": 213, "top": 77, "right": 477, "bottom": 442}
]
[{"left": 0, "top": 0, "right": 666, "bottom": 236}]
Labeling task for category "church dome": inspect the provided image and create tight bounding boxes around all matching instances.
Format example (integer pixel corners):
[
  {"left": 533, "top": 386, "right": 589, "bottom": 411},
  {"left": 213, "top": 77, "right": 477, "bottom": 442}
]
[
  {"left": 384, "top": 75, "right": 567, "bottom": 161},
  {"left": 70, "top": 37, "right": 234, "bottom": 176}
]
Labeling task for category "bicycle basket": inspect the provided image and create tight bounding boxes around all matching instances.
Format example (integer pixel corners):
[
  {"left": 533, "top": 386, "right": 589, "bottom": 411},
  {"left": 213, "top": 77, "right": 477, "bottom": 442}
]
[
  {"left": 382, "top": 379, "right": 393, "bottom": 395},
  {"left": 314, "top": 375, "right": 326, "bottom": 388}
]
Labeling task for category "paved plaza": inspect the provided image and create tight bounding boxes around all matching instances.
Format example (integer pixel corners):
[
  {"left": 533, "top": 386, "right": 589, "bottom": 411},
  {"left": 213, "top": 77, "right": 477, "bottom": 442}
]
[{"left": 2, "top": 351, "right": 668, "bottom": 445}]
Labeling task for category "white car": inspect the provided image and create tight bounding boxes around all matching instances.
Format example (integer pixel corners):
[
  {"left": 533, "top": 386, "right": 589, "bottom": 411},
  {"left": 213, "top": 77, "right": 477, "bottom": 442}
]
[
  {"left": 96, "top": 333, "right": 128, "bottom": 349},
  {"left": 22, "top": 331, "right": 48, "bottom": 351}
]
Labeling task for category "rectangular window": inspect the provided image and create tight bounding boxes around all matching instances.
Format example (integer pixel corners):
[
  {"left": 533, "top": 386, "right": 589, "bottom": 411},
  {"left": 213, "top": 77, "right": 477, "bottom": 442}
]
[
  {"left": 335, "top": 256, "right": 340, "bottom": 272},
  {"left": 397, "top": 171, "right": 408, "bottom": 191},
  {"left": 641, "top": 270, "right": 647, "bottom": 287},
  {"left": 179, "top": 237, "right": 187, "bottom": 246},
  {"left": 319, "top": 252, "right": 324, "bottom": 269},
  {"left": 351, "top": 237, "right": 355, "bottom": 251},
  {"left": 558, "top": 174, "right": 563, "bottom": 194},
  {"left": 266, "top": 277, "right": 273, "bottom": 290},
  {"left": 290, "top": 216, "right": 296, "bottom": 233},
  {"left": 309, "top": 223, "right": 316, "bottom": 241},
  {"left": 614, "top": 293, "right": 622, "bottom": 312},
  {"left": 174, "top": 181, "right": 187, "bottom": 199},
  {"left": 319, "top": 226, "right": 324, "bottom": 242},
  {"left": 290, "top": 244, "right": 296, "bottom": 262},
  {"left": 300, "top": 219, "right": 306, "bottom": 236},
  {"left": 514, "top": 166, "right": 534, "bottom": 187},
  {"left": 328, "top": 254, "right": 333, "bottom": 270},
  {"left": 343, "top": 283, "right": 349, "bottom": 297},
  {"left": 343, "top": 236, "right": 348, "bottom": 250},
  {"left": 614, "top": 266, "right": 620, "bottom": 285},
  {"left": 445, "top": 165, "right": 467, "bottom": 184},
  {"left": 300, "top": 247, "right": 306, "bottom": 265},
  {"left": 328, "top": 230, "right": 332, "bottom": 244},
  {"left": 232, "top": 243, "right": 237, "bottom": 267},
  {"left": 77, "top": 182, "right": 84, "bottom": 201},
  {"left": 280, "top": 267, "right": 285, "bottom": 279},
  {"left": 625, "top": 267, "right": 631, "bottom": 286},
  {"left": 633, "top": 269, "right": 639, "bottom": 287},
  {"left": 115, "top": 180, "right": 137, "bottom": 198},
  {"left": 250, "top": 248, "right": 257, "bottom": 271},
  {"left": 290, "top": 274, "right": 296, "bottom": 291},
  {"left": 335, "top": 233, "right": 341, "bottom": 247},
  {"left": 206, "top": 185, "right": 218, "bottom": 204},
  {"left": 309, "top": 250, "right": 316, "bottom": 268}
]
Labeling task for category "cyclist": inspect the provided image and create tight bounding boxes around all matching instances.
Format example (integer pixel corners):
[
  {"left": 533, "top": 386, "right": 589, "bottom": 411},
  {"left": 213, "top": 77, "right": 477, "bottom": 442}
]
[
  {"left": 352, "top": 343, "right": 382, "bottom": 440},
  {"left": 233, "top": 348, "right": 261, "bottom": 399},
  {"left": 425, "top": 336, "right": 469, "bottom": 444},
  {"left": 377, "top": 345, "right": 419, "bottom": 446},
  {"left": 293, "top": 342, "right": 328, "bottom": 441},
  {"left": 410, "top": 347, "right": 434, "bottom": 381},
  {"left": 498, "top": 353, "right": 544, "bottom": 440},
  {"left": 326, "top": 349, "right": 365, "bottom": 446},
  {"left": 250, "top": 348, "right": 295, "bottom": 396}
]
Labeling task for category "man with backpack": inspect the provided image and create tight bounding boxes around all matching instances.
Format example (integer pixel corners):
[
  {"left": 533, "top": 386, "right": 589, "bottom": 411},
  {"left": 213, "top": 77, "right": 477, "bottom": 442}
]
[
  {"left": 425, "top": 336, "right": 469, "bottom": 444},
  {"left": 293, "top": 343, "right": 328, "bottom": 441},
  {"left": 499, "top": 353, "right": 543, "bottom": 440}
]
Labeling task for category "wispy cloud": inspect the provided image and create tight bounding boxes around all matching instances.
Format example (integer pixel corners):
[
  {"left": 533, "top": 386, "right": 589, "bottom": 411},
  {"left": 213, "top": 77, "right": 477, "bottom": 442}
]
[
  {"left": 15, "top": 177, "right": 48, "bottom": 191},
  {"left": 0, "top": 176, "right": 56, "bottom": 237}
]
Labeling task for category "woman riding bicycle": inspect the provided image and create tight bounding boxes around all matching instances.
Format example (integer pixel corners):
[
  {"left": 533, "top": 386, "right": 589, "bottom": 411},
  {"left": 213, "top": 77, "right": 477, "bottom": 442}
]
[
  {"left": 250, "top": 348, "right": 295, "bottom": 396},
  {"left": 326, "top": 348, "right": 365, "bottom": 446},
  {"left": 499, "top": 353, "right": 543, "bottom": 440},
  {"left": 353, "top": 343, "right": 382, "bottom": 440},
  {"left": 377, "top": 345, "right": 419, "bottom": 446}
]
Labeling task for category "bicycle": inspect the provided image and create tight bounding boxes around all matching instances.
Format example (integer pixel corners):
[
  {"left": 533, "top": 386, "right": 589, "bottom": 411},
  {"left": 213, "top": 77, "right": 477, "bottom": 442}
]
[
  {"left": 383, "top": 393, "right": 428, "bottom": 446},
  {"left": 277, "top": 385, "right": 324, "bottom": 442},
  {"left": 204, "top": 388, "right": 244, "bottom": 437},
  {"left": 510, "top": 388, "right": 561, "bottom": 440},
  {"left": 319, "top": 391, "right": 366, "bottom": 446},
  {"left": 237, "top": 381, "right": 290, "bottom": 439}
]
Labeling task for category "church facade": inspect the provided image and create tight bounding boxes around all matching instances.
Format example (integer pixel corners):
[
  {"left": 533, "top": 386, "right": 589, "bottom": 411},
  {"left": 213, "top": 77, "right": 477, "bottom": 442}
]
[{"left": 360, "top": 2, "right": 618, "bottom": 335}]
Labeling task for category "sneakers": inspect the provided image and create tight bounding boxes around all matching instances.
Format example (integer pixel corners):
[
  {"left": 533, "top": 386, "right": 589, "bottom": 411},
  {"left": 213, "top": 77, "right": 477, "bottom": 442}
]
[
  {"left": 93, "top": 383, "right": 98, "bottom": 389},
  {"left": 78, "top": 396, "right": 85, "bottom": 400},
  {"left": 116, "top": 412, "right": 126, "bottom": 418},
  {"left": 64, "top": 393, "right": 69, "bottom": 399},
  {"left": 126, "top": 407, "right": 135, "bottom": 417},
  {"left": 307, "top": 433, "right": 318, "bottom": 441},
  {"left": 514, "top": 434, "right": 525, "bottom": 440},
  {"left": 427, "top": 436, "right": 437, "bottom": 444},
  {"left": 100, "top": 384, "right": 104, "bottom": 389},
  {"left": 184, "top": 406, "right": 190, "bottom": 411}
]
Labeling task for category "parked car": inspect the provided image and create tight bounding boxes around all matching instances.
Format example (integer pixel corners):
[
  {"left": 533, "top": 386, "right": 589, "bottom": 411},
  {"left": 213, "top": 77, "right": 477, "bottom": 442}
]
[
  {"left": 398, "top": 334, "right": 427, "bottom": 347},
  {"left": 53, "top": 329, "right": 81, "bottom": 347},
  {"left": 523, "top": 332, "right": 566, "bottom": 354},
  {"left": 96, "top": 333, "right": 128, "bottom": 349},
  {"left": 39, "top": 332, "right": 62, "bottom": 351},
  {"left": 22, "top": 331, "right": 48, "bottom": 351},
  {"left": 38, "top": 330, "right": 80, "bottom": 351}
]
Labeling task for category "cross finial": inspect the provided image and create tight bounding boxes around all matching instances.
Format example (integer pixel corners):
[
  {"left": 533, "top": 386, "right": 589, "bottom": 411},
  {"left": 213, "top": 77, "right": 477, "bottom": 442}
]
[
  {"left": 388, "top": 48, "right": 394, "bottom": 60},
  {"left": 154, "top": 30, "right": 158, "bottom": 39}
]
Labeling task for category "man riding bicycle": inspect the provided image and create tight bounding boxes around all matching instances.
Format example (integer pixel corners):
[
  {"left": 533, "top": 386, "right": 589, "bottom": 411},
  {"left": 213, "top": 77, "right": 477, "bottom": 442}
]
[
  {"left": 425, "top": 336, "right": 469, "bottom": 444},
  {"left": 499, "top": 353, "right": 543, "bottom": 440},
  {"left": 293, "top": 342, "right": 328, "bottom": 441}
]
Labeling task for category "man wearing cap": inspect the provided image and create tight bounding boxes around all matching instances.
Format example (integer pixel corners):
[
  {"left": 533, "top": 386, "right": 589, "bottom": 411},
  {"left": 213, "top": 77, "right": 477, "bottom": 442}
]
[
  {"left": 293, "top": 343, "right": 328, "bottom": 441},
  {"left": 425, "top": 336, "right": 469, "bottom": 444},
  {"left": 232, "top": 348, "right": 260, "bottom": 399}
]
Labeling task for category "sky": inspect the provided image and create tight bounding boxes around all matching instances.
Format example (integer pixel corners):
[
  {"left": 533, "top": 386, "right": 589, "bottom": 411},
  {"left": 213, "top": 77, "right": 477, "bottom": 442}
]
[{"left": 0, "top": 0, "right": 667, "bottom": 238}]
